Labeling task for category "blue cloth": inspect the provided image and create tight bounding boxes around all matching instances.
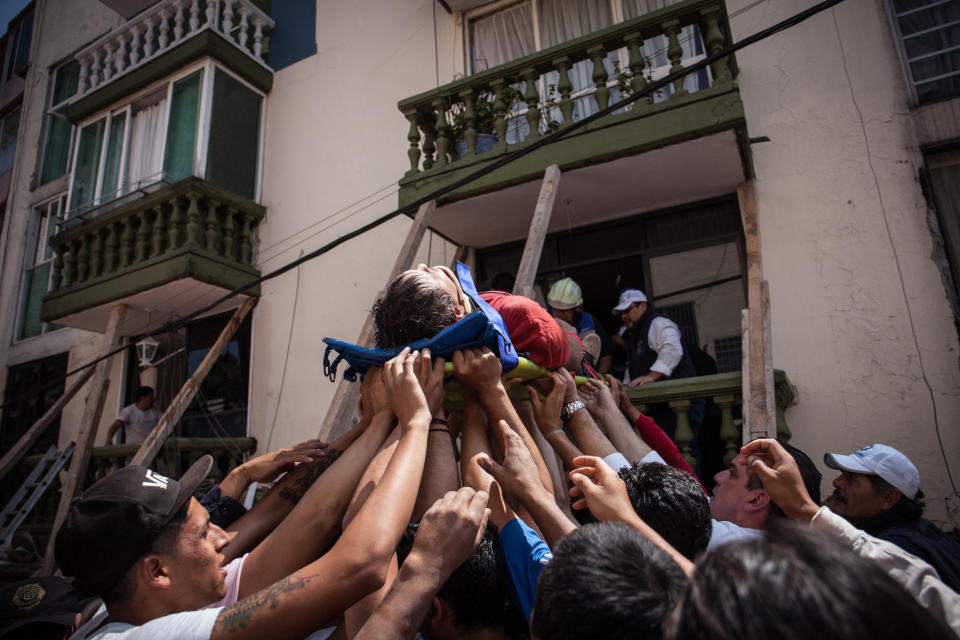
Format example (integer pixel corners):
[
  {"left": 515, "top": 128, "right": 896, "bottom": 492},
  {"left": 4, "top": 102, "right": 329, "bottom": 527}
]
[
  {"left": 574, "top": 310, "right": 597, "bottom": 333},
  {"left": 199, "top": 485, "right": 248, "bottom": 528},
  {"left": 455, "top": 262, "right": 518, "bottom": 372},
  {"left": 499, "top": 518, "right": 552, "bottom": 623}
]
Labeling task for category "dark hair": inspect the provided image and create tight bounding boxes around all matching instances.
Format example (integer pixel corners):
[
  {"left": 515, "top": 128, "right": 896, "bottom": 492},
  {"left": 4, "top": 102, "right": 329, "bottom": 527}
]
[
  {"left": 102, "top": 501, "right": 190, "bottom": 605},
  {"left": 665, "top": 521, "right": 953, "bottom": 640},
  {"left": 868, "top": 475, "right": 926, "bottom": 520},
  {"left": 618, "top": 462, "right": 712, "bottom": 559},
  {"left": 533, "top": 522, "right": 686, "bottom": 640},
  {"left": 745, "top": 440, "right": 821, "bottom": 521},
  {"left": 436, "top": 526, "right": 509, "bottom": 631},
  {"left": 135, "top": 385, "right": 154, "bottom": 400},
  {"left": 372, "top": 272, "right": 457, "bottom": 348}
]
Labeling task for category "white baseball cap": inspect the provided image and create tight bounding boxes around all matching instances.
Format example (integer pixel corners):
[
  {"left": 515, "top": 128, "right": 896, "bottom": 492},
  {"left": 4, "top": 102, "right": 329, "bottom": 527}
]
[
  {"left": 612, "top": 289, "right": 647, "bottom": 314},
  {"left": 823, "top": 444, "right": 920, "bottom": 499}
]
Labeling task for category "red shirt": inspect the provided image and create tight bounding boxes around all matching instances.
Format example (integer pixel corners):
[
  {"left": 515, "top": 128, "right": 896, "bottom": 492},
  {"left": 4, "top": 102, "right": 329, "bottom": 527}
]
[{"left": 480, "top": 291, "right": 570, "bottom": 370}]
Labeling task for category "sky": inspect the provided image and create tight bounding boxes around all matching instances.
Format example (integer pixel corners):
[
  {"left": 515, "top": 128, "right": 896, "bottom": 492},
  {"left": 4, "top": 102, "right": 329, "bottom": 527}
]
[{"left": 0, "top": 0, "right": 31, "bottom": 36}]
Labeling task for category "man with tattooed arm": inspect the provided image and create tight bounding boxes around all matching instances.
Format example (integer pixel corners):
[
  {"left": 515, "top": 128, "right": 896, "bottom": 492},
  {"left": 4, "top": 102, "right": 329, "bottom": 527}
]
[{"left": 57, "top": 348, "right": 451, "bottom": 640}]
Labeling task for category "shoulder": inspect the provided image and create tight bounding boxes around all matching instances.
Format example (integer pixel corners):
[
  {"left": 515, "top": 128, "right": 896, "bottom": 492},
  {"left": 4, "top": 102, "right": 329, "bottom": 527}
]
[{"left": 708, "top": 519, "right": 764, "bottom": 551}]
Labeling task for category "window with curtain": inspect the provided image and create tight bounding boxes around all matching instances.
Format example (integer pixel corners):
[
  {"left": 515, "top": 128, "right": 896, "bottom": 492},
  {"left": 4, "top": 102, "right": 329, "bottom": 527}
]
[
  {"left": 17, "top": 196, "right": 66, "bottom": 341},
  {"left": 886, "top": 0, "right": 960, "bottom": 105}
]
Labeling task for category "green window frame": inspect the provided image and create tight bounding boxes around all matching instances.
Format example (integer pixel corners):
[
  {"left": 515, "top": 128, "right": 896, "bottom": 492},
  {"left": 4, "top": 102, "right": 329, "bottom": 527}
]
[
  {"left": 40, "top": 61, "right": 80, "bottom": 185},
  {"left": 17, "top": 195, "right": 66, "bottom": 341}
]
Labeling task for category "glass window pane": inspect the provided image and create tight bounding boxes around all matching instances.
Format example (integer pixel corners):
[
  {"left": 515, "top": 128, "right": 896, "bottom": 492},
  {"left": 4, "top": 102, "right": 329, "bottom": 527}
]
[
  {"left": 52, "top": 61, "right": 79, "bottom": 105},
  {"left": 101, "top": 112, "right": 127, "bottom": 202},
  {"left": 163, "top": 70, "right": 202, "bottom": 182},
  {"left": 70, "top": 118, "right": 106, "bottom": 212},
  {"left": 17, "top": 264, "right": 50, "bottom": 340},
  {"left": 13, "top": 12, "right": 33, "bottom": 76},
  {"left": 469, "top": 2, "right": 535, "bottom": 71},
  {"left": 0, "top": 107, "right": 20, "bottom": 175},
  {"left": 205, "top": 69, "right": 262, "bottom": 200},
  {"left": 40, "top": 116, "right": 74, "bottom": 184}
]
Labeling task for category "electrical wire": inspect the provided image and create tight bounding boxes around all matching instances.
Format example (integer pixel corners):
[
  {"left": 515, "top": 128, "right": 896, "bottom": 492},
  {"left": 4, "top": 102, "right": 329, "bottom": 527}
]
[
  {"left": 265, "top": 252, "right": 302, "bottom": 452},
  {"left": 0, "top": 0, "right": 849, "bottom": 411}
]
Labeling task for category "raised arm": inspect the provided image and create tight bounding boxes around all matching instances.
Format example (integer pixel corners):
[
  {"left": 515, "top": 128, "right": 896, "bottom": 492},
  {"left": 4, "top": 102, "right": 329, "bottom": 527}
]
[
  {"left": 218, "top": 440, "right": 329, "bottom": 501},
  {"left": 410, "top": 351, "right": 459, "bottom": 522},
  {"left": 210, "top": 348, "right": 432, "bottom": 640},
  {"left": 578, "top": 378, "right": 651, "bottom": 463},
  {"left": 550, "top": 369, "right": 617, "bottom": 461},
  {"left": 524, "top": 374, "right": 583, "bottom": 470}
]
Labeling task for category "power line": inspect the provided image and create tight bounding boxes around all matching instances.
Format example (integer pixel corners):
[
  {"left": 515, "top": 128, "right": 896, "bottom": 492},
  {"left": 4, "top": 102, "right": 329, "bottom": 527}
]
[{"left": 0, "top": 0, "right": 848, "bottom": 410}]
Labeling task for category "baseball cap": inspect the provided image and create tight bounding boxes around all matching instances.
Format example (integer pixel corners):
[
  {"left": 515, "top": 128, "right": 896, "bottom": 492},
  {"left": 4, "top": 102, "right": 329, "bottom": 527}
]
[
  {"left": 823, "top": 444, "right": 920, "bottom": 499},
  {"left": 547, "top": 278, "right": 582, "bottom": 310},
  {"left": 612, "top": 289, "right": 647, "bottom": 314},
  {"left": 0, "top": 576, "right": 83, "bottom": 638},
  {"left": 54, "top": 455, "right": 213, "bottom": 596}
]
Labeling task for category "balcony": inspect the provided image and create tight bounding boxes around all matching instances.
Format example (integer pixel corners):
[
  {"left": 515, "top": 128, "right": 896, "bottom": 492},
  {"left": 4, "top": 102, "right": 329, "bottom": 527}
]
[
  {"left": 41, "top": 177, "right": 263, "bottom": 334},
  {"left": 61, "top": 0, "right": 274, "bottom": 123},
  {"left": 396, "top": 0, "right": 748, "bottom": 247}
]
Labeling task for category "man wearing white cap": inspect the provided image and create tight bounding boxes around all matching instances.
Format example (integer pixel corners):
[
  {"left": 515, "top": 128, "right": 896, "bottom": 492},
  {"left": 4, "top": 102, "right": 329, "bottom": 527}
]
[
  {"left": 824, "top": 443, "right": 960, "bottom": 591},
  {"left": 611, "top": 289, "right": 696, "bottom": 388}
]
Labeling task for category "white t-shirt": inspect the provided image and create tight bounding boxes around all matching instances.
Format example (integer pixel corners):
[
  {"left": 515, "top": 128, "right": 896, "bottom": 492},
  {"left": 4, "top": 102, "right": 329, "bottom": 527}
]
[
  {"left": 69, "top": 606, "right": 222, "bottom": 640},
  {"left": 202, "top": 554, "right": 246, "bottom": 609},
  {"left": 116, "top": 404, "right": 162, "bottom": 443}
]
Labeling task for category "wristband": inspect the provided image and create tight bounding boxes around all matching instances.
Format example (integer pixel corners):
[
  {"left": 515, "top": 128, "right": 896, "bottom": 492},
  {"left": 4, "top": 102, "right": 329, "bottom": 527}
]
[
  {"left": 560, "top": 399, "right": 586, "bottom": 423},
  {"left": 429, "top": 428, "right": 449, "bottom": 434},
  {"left": 430, "top": 417, "right": 449, "bottom": 427},
  {"left": 544, "top": 428, "right": 565, "bottom": 439}
]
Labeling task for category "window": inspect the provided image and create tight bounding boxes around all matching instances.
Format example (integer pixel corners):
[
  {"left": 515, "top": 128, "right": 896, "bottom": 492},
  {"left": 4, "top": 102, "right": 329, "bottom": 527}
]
[
  {"left": 886, "top": 0, "right": 960, "bottom": 105},
  {"left": 926, "top": 149, "right": 960, "bottom": 304},
  {"left": 1, "top": 9, "right": 33, "bottom": 85},
  {"left": 17, "top": 195, "right": 66, "bottom": 341},
  {"left": 65, "top": 61, "right": 264, "bottom": 218},
  {"left": 40, "top": 61, "right": 79, "bottom": 184},
  {"left": 466, "top": 0, "right": 706, "bottom": 128},
  {"left": 0, "top": 106, "right": 20, "bottom": 175}
]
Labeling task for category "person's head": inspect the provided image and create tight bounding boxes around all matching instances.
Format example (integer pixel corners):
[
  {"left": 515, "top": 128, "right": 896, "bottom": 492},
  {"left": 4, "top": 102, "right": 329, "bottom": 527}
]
[
  {"left": 618, "top": 462, "right": 712, "bottom": 559},
  {"left": 611, "top": 289, "right": 647, "bottom": 329},
  {"left": 822, "top": 443, "right": 923, "bottom": 525},
  {"left": 665, "top": 522, "right": 953, "bottom": 640},
  {"left": 547, "top": 278, "right": 583, "bottom": 324},
  {"left": 135, "top": 386, "right": 155, "bottom": 409},
  {"left": 532, "top": 522, "right": 686, "bottom": 640},
  {"left": 373, "top": 264, "right": 471, "bottom": 349},
  {"left": 0, "top": 577, "right": 85, "bottom": 640},
  {"left": 711, "top": 441, "right": 819, "bottom": 528},
  {"left": 54, "top": 456, "right": 230, "bottom": 616},
  {"left": 421, "top": 526, "right": 512, "bottom": 639}
]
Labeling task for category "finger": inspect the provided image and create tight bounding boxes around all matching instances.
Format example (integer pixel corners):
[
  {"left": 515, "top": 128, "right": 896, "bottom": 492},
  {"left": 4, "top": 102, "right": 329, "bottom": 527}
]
[
  {"left": 467, "top": 488, "right": 489, "bottom": 519},
  {"left": 476, "top": 453, "right": 506, "bottom": 480},
  {"left": 748, "top": 458, "right": 777, "bottom": 484},
  {"left": 569, "top": 484, "right": 583, "bottom": 499},
  {"left": 571, "top": 497, "right": 588, "bottom": 511},
  {"left": 475, "top": 508, "right": 491, "bottom": 546},
  {"left": 504, "top": 377, "right": 524, "bottom": 390},
  {"left": 568, "top": 466, "right": 599, "bottom": 483},
  {"left": 432, "top": 355, "right": 445, "bottom": 380},
  {"left": 525, "top": 385, "right": 542, "bottom": 408},
  {"left": 453, "top": 350, "right": 464, "bottom": 370},
  {"left": 571, "top": 455, "right": 605, "bottom": 469},
  {"left": 452, "top": 486, "right": 476, "bottom": 509},
  {"left": 628, "top": 378, "right": 643, "bottom": 388},
  {"left": 417, "top": 349, "right": 432, "bottom": 384}
]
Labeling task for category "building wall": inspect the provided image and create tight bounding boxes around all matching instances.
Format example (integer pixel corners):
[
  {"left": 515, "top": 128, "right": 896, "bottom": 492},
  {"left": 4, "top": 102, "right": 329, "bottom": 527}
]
[
  {"left": 731, "top": 0, "right": 960, "bottom": 526},
  {"left": 0, "top": 0, "right": 126, "bottom": 449}
]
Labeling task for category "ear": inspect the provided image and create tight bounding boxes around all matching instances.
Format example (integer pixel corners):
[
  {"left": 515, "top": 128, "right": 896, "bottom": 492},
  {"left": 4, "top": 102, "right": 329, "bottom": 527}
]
[
  {"left": 421, "top": 596, "right": 443, "bottom": 633},
  {"left": 140, "top": 554, "right": 172, "bottom": 590},
  {"left": 880, "top": 490, "right": 902, "bottom": 511},
  {"left": 452, "top": 303, "right": 467, "bottom": 322},
  {"left": 743, "top": 489, "right": 771, "bottom": 513}
]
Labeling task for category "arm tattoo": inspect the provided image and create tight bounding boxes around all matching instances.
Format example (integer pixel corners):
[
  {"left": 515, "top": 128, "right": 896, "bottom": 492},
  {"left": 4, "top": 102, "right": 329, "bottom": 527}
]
[
  {"left": 277, "top": 448, "right": 341, "bottom": 505},
  {"left": 215, "top": 574, "right": 312, "bottom": 633}
]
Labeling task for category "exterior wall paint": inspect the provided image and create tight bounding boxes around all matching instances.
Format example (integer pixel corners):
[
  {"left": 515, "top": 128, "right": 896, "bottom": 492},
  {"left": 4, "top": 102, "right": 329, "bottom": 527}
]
[{"left": 731, "top": 0, "right": 960, "bottom": 526}]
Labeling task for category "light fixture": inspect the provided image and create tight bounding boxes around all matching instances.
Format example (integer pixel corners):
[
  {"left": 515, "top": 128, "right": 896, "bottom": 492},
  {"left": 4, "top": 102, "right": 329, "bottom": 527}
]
[{"left": 136, "top": 337, "right": 160, "bottom": 367}]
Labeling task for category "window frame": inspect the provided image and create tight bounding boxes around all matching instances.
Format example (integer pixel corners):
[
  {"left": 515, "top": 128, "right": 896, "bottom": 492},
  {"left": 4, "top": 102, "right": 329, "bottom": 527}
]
[
  {"left": 883, "top": 0, "right": 960, "bottom": 107},
  {"left": 15, "top": 193, "right": 67, "bottom": 342},
  {"left": 63, "top": 58, "right": 266, "bottom": 218}
]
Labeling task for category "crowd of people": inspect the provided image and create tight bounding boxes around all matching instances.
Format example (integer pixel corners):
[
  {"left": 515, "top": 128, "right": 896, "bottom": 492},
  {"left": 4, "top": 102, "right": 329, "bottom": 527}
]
[{"left": 2, "top": 265, "right": 959, "bottom": 639}]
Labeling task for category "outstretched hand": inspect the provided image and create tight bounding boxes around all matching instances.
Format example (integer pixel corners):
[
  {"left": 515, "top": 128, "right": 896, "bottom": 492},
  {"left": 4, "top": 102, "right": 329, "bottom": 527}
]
[
  {"left": 409, "top": 487, "right": 490, "bottom": 580},
  {"left": 383, "top": 347, "right": 431, "bottom": 429},
  {"left": 567, "top": 455, "right": 633, "bottom": 523},
  {"left": 524, "top": 371, "right": 566, "bottom": 437},
  {"left": 741, "top": 438, "right": 819, "bottom": 522},
  {"left": 415, "top": 349, "right": 446, "bottom": 417},
  {"left": 360, "top": 366, "right": 390, "bottom": 420},
  {"left": 476, "top": 419, "right": 547, "bottom": 504},
  {"left": 240, "top": 440, "right": 329, "bottom": 484},
  {"left": 452, "top": 347, "right": 502, "bottom": 395}
]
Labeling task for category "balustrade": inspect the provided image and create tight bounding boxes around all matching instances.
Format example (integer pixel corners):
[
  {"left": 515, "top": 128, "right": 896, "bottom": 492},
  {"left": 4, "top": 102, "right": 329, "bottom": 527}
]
[
  {"left": 71, "top": 0, "right": 275, "bottom": 104},
  {"left": 48, "top": 179, "right": 264, "bottom": 292},
  {"left": 397, "top": 0, "right": 734, "bottom": 176}
]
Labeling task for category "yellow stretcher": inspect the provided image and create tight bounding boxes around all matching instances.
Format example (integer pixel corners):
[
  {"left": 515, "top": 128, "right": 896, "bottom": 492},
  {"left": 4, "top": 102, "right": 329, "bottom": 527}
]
[{"left": 441, "top": 357, "right": 598, "bottom": 408}]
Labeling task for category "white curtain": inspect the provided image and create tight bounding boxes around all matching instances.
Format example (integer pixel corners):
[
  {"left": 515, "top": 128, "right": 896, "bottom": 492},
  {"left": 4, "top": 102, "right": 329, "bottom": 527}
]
[
  {"left": 124, "top": 99, "right": 167, "bottom": 193},
  {"left": 539, "top": 0, "right": 615, "bottom": 120},
  {"left": 469, "top": 2, "right": 536, "bottom": 72},
  {"left": 622, "top": 0, "right": 707, "bottom": 99}
]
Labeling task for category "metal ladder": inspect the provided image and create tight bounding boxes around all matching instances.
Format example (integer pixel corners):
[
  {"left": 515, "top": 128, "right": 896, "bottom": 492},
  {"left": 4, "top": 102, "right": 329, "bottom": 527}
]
[{"left": 0, "top": 442, "right": 75, "bottom": 549}]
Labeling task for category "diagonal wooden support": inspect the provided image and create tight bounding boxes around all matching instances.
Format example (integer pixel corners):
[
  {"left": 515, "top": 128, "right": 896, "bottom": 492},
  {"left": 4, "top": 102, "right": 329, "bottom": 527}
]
[
  {"left": 42, "top": 303, "right": 127, "bottom": 574},
  {"left": 132, "top": 297, "right": 256, "bottom": 467},
  {"left": 318, "top": 200, "right": 438, "bottom": 441},
  {"left": 513, "top": 164, "right": 561, "bottom": 298},
  {"left": 0, "top": 367, "right": 94, "bottom": 483}
]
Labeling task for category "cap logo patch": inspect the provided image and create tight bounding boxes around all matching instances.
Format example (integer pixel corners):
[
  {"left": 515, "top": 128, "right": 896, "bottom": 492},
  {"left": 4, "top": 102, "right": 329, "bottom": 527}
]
[
  {"left": 12, "top": 583, "right": 45, "bottom": 611},
  {"left": 852, "top": 445, "right": 875, "bottom": 459},
  {"left": 143, "top": 469, "right": 170, "bottom": 489}
]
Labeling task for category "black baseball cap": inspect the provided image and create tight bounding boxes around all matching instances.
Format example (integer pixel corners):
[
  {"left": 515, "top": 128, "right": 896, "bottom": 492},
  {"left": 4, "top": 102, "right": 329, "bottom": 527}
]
[
  {"left": 0, "top": 576, "right": 83, "bottom": 638},
  {"left": 54, "top": 455, "right": 213, "bottom": 596}
]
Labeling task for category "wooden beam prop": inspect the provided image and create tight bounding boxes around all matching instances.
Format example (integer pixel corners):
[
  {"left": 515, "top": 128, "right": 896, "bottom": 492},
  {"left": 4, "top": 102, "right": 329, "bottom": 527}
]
[
  {"left": 42, "top": 303, "right": 127, "bottom": 573},
  {"left": 513, "top": 165, "right": 560, "bottom": 299},
  {"left": 0, "top": 367, "right": 94, "bottom": 483},
  {"left": 740, "top": 308, "right": 751, "bottom": 444},
  {"left": 132, "top": 297, "right": 255, "bottom": 467},
  {"left": 318, "top": 200, "right": 438, "bottom": 441},
  {"left": 737, "top": 180, "right": 769, "bottom": 438},
  {"left": 762, "top": 280, "right": 776, "bottom": 438}
]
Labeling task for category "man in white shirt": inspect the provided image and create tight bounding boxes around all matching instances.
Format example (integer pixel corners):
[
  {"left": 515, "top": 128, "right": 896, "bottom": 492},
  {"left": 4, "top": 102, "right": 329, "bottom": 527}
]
[
  {"left": 106, "top": 386, "right": 162, "bottom": 444},
  {"left": 612, "top": 289, "right": 696, "bottom": 388}
]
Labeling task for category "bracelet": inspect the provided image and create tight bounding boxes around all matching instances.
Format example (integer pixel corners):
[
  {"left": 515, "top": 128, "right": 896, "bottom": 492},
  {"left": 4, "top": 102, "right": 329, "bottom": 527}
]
[
  {"left": 429, "top": 428, "right": 449, "bottom": 434},
  {"left": 544, "top": 428, "right": 565, "bottom": 439},
  {"left": 560, "top": 399, "right": 586, "bottom": 423},
  {"left": 430, "top": 417, "right": 449, "bottom": 427}
]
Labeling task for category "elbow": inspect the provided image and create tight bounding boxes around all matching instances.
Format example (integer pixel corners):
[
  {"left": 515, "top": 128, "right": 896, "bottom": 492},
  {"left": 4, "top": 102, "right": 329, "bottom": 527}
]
[{"left": 351, "top": 556, "right": 391, "bottom": 595}]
